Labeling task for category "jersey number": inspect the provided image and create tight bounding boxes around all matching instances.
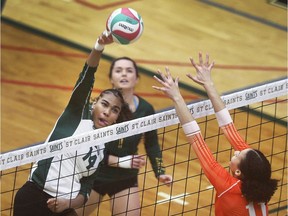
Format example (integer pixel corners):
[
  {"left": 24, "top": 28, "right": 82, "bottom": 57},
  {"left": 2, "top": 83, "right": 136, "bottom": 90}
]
[{"left": 82, "top": 146, "right": 100, "bottom": 169}]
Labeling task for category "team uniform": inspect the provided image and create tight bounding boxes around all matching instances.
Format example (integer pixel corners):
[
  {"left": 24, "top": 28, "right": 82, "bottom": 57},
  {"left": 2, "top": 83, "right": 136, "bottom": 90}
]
[
  {"left": 14, "top": 63, "right": 104, "bottom": 216},
  {"left": 187, "top": 121, "right": 268, "bottom": 216},
  {"left": 92, "top": 97, "right": 165, "bottom": 196}
]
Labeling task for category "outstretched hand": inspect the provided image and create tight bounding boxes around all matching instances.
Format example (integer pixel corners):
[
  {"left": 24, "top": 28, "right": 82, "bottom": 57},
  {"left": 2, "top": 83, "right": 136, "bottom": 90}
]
[
  {"left": 152, "top": 67, "right": 181, "bottom": 101},
  {"left": 187, "top": 52, "right": 215, "bottom": 86},
  {"left": 97, "top": 30, "right": 114, "bottom": 46}
]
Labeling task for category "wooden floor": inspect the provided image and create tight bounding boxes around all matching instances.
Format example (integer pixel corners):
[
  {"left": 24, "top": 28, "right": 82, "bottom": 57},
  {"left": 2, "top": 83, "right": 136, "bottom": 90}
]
[{"left": 1, "top": 0, "right": 287, "bottom": 215}]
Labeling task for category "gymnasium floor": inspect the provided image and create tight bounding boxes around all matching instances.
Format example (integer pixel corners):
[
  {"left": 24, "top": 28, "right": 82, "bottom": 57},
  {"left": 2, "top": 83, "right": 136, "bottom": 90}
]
[
  {"left": 2, "top": 0, "right": 287, "bottom": 150},
  {"left": 1, "top": 0, "right": 287, "bottom": 215}
]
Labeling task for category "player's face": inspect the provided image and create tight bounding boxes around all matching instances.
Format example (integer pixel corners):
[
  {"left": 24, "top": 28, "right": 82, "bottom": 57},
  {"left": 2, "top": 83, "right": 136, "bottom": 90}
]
[
  {"left": 91, "top": 93, "right": 122, "bottom": 128},
  {"left": 110, "top": 59, "right": 138, "bottom": 90},
  {"left": 229, "top": 149, "right": 251, "bottom": 174}
]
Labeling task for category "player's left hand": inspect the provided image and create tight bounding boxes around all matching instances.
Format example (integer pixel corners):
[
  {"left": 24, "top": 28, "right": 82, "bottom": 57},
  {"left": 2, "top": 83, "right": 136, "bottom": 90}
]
[
  {"left": 47, "top": 197, "right": 69, "bottom": 213},
  {"left": 131, "top": 155, "right": 146, "bottom": 169},
  {"left": 158, "top": 174, "right": 173, "bottom": 186}
]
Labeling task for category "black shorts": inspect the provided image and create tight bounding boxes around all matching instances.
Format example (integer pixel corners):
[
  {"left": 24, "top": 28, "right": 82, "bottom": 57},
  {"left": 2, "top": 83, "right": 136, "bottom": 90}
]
[
  {"left": 92, "top": 176, "right": 138, "bottom": 197},
  {"left": 13, "top": 181, "right": 77, "bottom": 216}
]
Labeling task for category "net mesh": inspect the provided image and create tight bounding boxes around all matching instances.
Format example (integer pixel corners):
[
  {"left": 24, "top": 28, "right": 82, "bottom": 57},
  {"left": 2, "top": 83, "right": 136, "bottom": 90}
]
[{"left": 1, "top": 78, "right": 287, "bottom": 216}]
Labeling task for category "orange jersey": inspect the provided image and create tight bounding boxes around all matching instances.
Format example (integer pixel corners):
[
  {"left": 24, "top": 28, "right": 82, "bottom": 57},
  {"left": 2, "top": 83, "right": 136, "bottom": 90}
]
[{"left": 187, "top": 123, "right": 268, "bottom": 216}]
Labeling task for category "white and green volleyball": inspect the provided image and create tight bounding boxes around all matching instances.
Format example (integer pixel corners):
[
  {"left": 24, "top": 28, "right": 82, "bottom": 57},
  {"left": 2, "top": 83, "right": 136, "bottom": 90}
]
[{"left": 106, "top": 8, "right": 144, "bottom": 45}]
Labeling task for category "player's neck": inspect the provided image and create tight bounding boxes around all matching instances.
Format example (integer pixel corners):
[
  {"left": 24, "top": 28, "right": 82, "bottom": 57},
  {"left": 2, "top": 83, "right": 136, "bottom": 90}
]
[
  {"left": 123, "top": 91, "right": 138, "bottom": 112},
  {"left": 122, "top": 89, "right": 134, "bottom": 102}
]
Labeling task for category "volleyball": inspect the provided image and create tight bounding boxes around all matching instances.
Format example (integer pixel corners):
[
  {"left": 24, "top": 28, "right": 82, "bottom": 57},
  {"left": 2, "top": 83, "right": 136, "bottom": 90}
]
[{"left": 106, "top": 8, "right": 144, "bottom": 45}]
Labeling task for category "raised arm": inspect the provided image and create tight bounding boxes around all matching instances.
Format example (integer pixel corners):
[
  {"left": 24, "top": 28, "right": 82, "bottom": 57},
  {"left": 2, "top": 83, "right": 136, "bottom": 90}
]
[
  {"left": 187, "top": 52, "right": 224, "bottom": 113},
  {"left": 152, "top": 65, "right": 230, "bottom": 193},
  {"left": 153, "top": 68, "right": 194, "bottom": 125},
  {"left": 188, "top": 53, "right": 249, "bottom": 151},
  {"left": 87, "top": 30, "right": 113, "bottom": 67},
  {"left": 46, "top": 31, "right": 113, "bottom": 142},
  {"left": 187, "top": 53, "right": 231, "bottom": 126}
]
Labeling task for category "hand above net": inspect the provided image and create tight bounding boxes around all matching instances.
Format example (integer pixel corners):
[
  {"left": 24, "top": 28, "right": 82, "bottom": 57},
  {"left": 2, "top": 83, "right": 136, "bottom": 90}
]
[{"left": 94, "top": 30, "right": 114, "bottom": 51}]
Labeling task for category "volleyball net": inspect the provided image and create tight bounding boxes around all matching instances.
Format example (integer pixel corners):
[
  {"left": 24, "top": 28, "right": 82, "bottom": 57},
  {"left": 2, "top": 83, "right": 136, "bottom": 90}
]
[{"left": 1, "top": 78, "right": 287, "bottom": 215}]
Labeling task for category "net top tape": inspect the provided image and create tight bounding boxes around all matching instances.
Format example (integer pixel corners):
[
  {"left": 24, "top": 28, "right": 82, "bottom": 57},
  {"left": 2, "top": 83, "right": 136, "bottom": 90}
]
[{"left": 1, "top": 78, "right": 287, "bottom": 171}]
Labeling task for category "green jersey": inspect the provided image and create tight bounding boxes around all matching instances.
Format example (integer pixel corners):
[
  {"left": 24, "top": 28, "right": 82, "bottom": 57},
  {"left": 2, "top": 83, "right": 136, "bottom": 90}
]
[{"left": 94, "top": 96, "right": 165, "bottom": 182}]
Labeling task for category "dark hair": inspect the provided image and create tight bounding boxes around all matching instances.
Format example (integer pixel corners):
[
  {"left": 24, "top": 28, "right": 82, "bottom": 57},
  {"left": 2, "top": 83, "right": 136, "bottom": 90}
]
[
  {"left": 96, "top": 88, "right": 133, "bottom": 123},
  {"left": 239, "top": 149, "right": 278, "bottom": 203},
  {"left": 108, "top": 57, "right": 139, "bottom": 79}
]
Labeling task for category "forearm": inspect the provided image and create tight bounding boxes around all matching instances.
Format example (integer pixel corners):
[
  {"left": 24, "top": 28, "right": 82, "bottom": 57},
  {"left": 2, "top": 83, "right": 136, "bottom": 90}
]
[
  {"left": 86, "top": 48, "right": 102, "bottom": 67},
  {"left": 146, "top": 146, "right": 165, "bottom": 176},
  {"left": 87, "top": 31, "right": 113, "bottom": 67},
  {"left": 70, "top": 194, "right": 85, "bottom": 209},
  {"left": 108, "top": 154, "right": 146, "bottom": 169},
  {"left": 107, "top": 155, "right": 120, "bottom": 167},
  {"left": 107, "top": 155, "right": 134, "bottom": 168},
  {"left": 203, "top": 82, "right": 225, "bottom": 113},
  {"left": 173, "top": 96, "right": 194, "bottom": 125},
  {"left": 222, "top": 123, "right": 249, "bottom": 150}
]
